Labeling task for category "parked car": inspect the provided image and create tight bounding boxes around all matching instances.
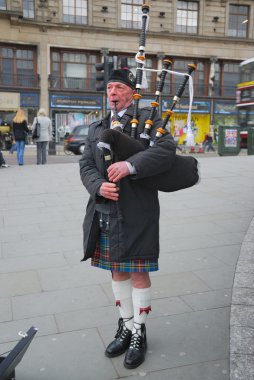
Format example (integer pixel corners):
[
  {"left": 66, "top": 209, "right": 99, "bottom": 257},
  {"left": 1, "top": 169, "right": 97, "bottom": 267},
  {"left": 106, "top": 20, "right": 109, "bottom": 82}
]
[{"left": 64, "top": 124, "right": 89, "bottom": 155}]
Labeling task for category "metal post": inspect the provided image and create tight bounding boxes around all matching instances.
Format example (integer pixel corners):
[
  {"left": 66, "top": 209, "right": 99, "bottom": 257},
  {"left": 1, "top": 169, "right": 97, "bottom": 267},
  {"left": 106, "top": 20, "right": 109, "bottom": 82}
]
[
  {"left": 209, "top": 57, "right": 217, "bottom": 139},
  {"left": 101, "top": 48, "right": 109, "bottom": 118}
]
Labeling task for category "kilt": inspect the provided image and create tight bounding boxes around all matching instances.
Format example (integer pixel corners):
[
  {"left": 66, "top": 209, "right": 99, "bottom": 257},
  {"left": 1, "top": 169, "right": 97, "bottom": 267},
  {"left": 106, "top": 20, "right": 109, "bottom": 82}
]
[{"left": 91, "top": 231, "right": 159, "bottom": 272}]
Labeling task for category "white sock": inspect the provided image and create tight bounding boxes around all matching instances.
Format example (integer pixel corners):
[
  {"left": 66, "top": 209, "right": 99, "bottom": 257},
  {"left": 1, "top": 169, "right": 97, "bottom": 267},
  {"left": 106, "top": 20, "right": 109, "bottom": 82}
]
[
  {"left": 112, "top": 279, "right": 133, "bottom": 331},
  {"left": 132, "top": 287, "right": 152, "bottom": 336}
]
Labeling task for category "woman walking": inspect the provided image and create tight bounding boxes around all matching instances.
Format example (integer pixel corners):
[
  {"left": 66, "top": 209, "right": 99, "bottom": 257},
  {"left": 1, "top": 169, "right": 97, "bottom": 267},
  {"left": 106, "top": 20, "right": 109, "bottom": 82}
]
[
  {"left": 32, "top": 108, "right": 52, "bottom": 165},
  {"left": 12, "top": 109, "right": 29, "bottom": 166}
]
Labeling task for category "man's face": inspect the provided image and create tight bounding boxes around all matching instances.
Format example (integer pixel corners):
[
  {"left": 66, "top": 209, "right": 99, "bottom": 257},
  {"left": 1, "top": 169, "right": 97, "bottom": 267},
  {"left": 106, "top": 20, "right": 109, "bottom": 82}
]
[{"left": 107, "top": 82, "right": 135, "bottom": 112}]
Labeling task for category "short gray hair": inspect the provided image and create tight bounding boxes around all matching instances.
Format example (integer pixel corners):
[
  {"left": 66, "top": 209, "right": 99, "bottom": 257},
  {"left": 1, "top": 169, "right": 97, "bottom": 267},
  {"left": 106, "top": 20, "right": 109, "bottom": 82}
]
[{"left": 38, "top": 108, "right": 47, "bottom": 116}]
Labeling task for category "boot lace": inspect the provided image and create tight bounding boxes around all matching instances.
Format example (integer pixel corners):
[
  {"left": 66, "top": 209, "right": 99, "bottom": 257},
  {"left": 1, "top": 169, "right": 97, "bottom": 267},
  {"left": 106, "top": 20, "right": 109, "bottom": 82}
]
[
  {"left": 115, "top": 317, "right": 133, "bottom": 342},
  {"left": 129, "top": 324, "right": 143, "bottom": 350}
]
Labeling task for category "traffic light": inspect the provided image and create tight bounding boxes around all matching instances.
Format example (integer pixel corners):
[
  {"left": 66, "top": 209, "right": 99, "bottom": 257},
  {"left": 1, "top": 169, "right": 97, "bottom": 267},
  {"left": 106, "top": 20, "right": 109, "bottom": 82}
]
[{"left": 96, "top": 56, "right": 114, "bottom": 92}]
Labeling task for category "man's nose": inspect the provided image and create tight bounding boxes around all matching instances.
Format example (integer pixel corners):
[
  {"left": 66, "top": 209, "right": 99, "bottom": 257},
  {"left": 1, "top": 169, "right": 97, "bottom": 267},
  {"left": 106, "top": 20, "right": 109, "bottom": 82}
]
[{"left": 110, "top": 88, "right": 117, "bottom": 94}]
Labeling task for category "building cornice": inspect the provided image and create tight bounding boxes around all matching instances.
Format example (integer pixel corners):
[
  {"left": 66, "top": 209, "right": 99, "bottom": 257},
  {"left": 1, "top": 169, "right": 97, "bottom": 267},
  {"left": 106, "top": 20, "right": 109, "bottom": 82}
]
[{"left": 5, "top": 17, "right": 254, "bottom": 47}]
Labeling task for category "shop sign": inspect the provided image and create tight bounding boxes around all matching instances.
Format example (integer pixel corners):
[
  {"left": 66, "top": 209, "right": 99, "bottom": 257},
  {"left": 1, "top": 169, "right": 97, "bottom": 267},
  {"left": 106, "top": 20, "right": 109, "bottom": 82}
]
[
  {"left": 107, "top": 97, "right": 153, "bottom": 110},
  {"left": 236, "top": 85, "right": 254, "bottom": 105},
  {"left": 0, "top": 92, "right": 20, "bottom": 109},
  {"left": 214, "top": 101, "right": 237, "bottom": 114},
  {"left": 50, "top": 94, "right": 102, "bottom": 109},
  {"left": 20, "top": 93, "right": 39, "bottom": 107},
  {"left": 162, "top": 99, "right": 210, "bottom": 113},
  {"left": 138, "top": 98, "right": 153, "bottom": 108}
]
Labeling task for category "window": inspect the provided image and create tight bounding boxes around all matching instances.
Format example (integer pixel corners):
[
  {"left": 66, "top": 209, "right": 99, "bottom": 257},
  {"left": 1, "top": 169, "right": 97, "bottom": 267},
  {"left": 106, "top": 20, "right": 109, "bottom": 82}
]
[
  {"left": 23, "top": 0, "right": 35, "bottom": 19},
  {"left": 121, "top": 0, "right": 143, "bottom": 29},
  {"left": 177, "top": 1, "right": 198, "bottom": 34},
  {"left": 195, "top": 62, "right": 205, "bottom": 96},
  {"left": 228, "top": 5, "right": 249, "bottom": 38},
  {"left": 51, "top": 49, "right": 97, "bottom": 91},
  {"left": 212, "top": 63, "right": 221, "bottom": 97},
  {"left": 123, "top": 56, "right": 153, "bottom": 92},
  {"left": 63, "top": 0, "right": 87, "bottom": 24},
  {"left": 223, "top": 62, "right": 240, "bottom": 96},
  {"left": 0, "top": 0, "right": 6, "bottom": 10},
  {"left": 165, "top": 59, "right": 205, "bottom": 97},
  {"left": 16, "top": 49, "right": 35, "bottom": 85},
  {"left": 0, "top": 45, "right": 36, "bottom": 87},
  {"left": 172, "top": 60, "right": 192, "bottom": 95}
]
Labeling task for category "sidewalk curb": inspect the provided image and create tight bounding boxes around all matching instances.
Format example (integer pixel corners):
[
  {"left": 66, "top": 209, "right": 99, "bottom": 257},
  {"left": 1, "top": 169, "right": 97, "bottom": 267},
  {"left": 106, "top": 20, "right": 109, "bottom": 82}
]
[{"left": 230, "top": 216, "right": 254, "bottom": 379}]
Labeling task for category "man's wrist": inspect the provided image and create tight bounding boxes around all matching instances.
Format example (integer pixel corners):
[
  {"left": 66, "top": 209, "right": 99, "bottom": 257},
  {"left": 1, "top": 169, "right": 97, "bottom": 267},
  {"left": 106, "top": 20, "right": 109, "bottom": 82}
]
[{"left": 125, "top": 161, "right": 136, "bottom": 175}]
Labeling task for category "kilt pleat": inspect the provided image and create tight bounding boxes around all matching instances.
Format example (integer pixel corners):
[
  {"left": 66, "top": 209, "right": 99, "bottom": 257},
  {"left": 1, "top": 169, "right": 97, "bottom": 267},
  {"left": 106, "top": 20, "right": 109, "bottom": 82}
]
[{"left": 91, "top": 232, "right": 158, "bottom": 272}]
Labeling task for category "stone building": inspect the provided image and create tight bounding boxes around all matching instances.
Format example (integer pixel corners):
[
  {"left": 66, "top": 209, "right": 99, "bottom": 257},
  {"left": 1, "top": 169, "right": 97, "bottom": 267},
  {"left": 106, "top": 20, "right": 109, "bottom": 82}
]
[{"left": 0, "top": 0, "right": 253, "bottom": 143}]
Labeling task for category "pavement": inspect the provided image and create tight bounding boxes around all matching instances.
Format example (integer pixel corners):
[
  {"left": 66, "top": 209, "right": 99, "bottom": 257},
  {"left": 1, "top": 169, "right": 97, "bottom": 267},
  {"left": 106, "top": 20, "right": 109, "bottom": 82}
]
[{"left": 0, "top": 151, "right": 254, "bottom": 380}]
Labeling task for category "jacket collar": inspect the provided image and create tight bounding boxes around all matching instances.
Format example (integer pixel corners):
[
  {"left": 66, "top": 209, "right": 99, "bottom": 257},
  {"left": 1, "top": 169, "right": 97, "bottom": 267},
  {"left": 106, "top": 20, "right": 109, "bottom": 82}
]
[
  {"left": 119, "top": 105, "right": 134, "bottom": 131},
  {"left": 101, "top": 105, "right": 134, "bottom": 131}
]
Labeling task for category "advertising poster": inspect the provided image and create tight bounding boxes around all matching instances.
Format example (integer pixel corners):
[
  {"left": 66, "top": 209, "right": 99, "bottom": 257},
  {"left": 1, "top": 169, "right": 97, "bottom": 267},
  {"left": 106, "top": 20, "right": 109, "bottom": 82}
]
[{"left": 224, "top": 129, "right": 237, "bottom": 147}]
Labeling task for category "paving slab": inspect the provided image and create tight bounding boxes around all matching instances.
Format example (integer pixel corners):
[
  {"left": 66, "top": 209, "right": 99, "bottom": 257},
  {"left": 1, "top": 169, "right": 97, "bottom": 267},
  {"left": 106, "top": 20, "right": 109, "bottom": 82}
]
[
  {"left": 0, "top": 297, "right": 12, "bottom": 322},
  {"left": 230, "top": 354, "right": 254, "bottom": 380},
  {"left": 0, "top": 315, "right": 58, "bottom": 343},
  {"left": 10, "top": 329, "right": 118, "bottom": 380},
  {"left": 193, "top": 265, "right": 236, "bottom": 290},
  {"left": 157, "top": 248, "right": 226, "bottom": 274},
  {"left": 230, "top": 215, "right": 254, "bottom": 379},
  {"left": 0, "top": 271, "right": 41, "bottom": 297},
  {"left": 180, "top": 288, "right": 232, "bottom": 311},
  {"left": 0, "top": 253, "right": 67, "bottom": 274},
  {"left": 12, "top": 285, "right": 111, "bottom": 319},
  {"left": 119, "top": 360, "right": 229, "bottom": 380}
]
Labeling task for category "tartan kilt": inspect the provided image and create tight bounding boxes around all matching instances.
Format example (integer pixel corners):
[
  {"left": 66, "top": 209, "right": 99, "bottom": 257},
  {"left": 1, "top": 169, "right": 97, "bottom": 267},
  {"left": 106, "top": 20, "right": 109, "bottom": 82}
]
[{"left": 91, "top": 231, "right": 159, "bottom": 272}]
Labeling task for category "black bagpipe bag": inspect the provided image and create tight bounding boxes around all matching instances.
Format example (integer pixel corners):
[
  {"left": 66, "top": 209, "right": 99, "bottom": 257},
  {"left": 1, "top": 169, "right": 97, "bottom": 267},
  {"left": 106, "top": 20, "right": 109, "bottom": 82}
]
[{"left": 100, "top": 128, "right": 199, "bottom": 193}]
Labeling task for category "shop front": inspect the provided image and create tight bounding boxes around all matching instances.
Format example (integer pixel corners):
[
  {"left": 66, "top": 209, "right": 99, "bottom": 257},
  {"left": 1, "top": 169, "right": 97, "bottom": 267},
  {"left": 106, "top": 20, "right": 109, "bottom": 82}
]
[
  {"left": 49, "top": 93, "right": 103, "bottom": 143},
  {"left": 0, "top": 91, "right": 39, "bottom": 148},
  {"left": 0, "top": 91, "right": 39, "bottom": 126},
  {"left": 162, "top": 98, "right": 211, "bottom": 145}
]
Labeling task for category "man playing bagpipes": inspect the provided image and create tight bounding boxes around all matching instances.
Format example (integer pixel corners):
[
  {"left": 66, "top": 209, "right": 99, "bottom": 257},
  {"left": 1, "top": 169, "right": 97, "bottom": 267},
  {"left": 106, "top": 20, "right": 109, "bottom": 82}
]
[{"left": 79, "top": 68, "right": 177, "bottom": 369}]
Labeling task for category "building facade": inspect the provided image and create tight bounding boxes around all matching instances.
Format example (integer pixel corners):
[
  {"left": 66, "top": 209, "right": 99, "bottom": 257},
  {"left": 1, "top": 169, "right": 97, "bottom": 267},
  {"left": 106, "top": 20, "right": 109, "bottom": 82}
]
[{"left": 0, "top": 0, "right": 253, "bottom": 143}]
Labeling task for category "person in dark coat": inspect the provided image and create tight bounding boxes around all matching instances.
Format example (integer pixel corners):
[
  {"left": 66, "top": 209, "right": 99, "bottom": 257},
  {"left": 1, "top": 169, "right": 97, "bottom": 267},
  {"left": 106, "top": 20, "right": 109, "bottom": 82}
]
[
  {"left": 79, "top": 69, "right": 176, "bottom": 369},
  {"left": 0, "top": 133, "right": 9, "bottom": 168},
  {"left": 12, "top": 109, "right": 29, "bottom": 166}
]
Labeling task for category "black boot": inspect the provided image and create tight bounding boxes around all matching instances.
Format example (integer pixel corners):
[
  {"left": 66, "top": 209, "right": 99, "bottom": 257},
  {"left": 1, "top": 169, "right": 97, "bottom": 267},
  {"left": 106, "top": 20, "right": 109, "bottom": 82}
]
[
  {"left": 105, "top": 317, "right": 133, "bottom": 358},
  {"left": 124, "top": 323, "right": 147, "bottom": 369}
]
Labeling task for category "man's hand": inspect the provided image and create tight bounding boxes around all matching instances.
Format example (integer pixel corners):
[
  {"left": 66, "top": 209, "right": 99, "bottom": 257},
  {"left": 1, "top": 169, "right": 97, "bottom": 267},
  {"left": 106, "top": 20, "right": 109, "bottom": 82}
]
[
  {"left": 107, "top": 162, "right": 130, "bottom": 183},
  {"left": 100, "top": 182, "right": 119, "bottom": 201}
]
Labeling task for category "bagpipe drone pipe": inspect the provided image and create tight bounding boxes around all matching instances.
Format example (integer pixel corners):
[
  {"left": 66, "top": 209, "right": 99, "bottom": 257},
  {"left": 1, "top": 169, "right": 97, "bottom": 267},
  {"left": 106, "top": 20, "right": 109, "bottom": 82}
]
[{"left": 98, "top": 4, "right": 199, "bottom": 193}]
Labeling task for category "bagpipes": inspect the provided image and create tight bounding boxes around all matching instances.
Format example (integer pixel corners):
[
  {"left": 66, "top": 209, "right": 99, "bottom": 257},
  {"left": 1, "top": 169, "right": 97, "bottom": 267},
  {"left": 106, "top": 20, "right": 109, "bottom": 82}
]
[{"left": 98, "top": 3, "right": 199, "bottom": 193}]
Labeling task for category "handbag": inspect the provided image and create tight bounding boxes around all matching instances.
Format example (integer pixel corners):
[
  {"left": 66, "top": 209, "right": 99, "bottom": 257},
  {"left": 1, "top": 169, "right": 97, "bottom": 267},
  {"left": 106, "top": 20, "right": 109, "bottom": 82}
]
[{"left": 32, "top": 118, "right": 40, "bottom": 139}]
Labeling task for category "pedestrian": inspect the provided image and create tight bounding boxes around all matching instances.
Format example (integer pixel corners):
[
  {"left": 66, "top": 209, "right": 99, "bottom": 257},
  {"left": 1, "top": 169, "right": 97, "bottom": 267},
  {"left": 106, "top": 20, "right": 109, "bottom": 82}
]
[
  {"left": 202, "top": 133, "right": 209, "bottom": 152},
  {"left": 214, "top": 129, "right": 218, "bottom": 144},
  {"left": 32, "top": 108, "right": 52, "bottom": 165},
  {"left": 207, "top": 135, "right": 215, "bottom": 152},
  {"left": 12, "top": 109, "right": 29, "bottom": 166},
  {"left": 0, "top": 133, "right": 9, "bottom": 168},
  {"left": 9, "top": 140, "right": 17, "bottom": 154},
  {"left": 79, "top": 69, "right": 176, "bottom": 369}
]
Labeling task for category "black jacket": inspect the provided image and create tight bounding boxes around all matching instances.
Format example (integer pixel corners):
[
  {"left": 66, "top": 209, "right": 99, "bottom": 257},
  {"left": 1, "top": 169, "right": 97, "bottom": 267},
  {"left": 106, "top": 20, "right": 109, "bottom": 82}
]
[
  {"left": 13, "top": 121, "right": 29, "bottom": 141},
  {"left": 79, "top": 106, "right": 176, "bottom": 262}
]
